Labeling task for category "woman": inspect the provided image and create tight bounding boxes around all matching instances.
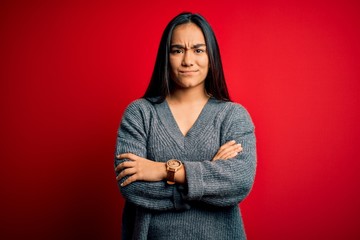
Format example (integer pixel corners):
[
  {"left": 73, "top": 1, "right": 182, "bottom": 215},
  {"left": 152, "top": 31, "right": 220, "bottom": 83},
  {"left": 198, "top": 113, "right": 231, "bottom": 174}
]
[{"left": 115, "top": 12, "right": 256, "bottom": 240}]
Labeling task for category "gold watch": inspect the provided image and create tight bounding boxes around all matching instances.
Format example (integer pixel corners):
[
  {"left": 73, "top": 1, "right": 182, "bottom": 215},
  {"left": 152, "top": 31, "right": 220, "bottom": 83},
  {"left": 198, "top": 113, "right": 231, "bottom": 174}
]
[{"left": 166, "top": 159, "right": 183, "bottom": 185}]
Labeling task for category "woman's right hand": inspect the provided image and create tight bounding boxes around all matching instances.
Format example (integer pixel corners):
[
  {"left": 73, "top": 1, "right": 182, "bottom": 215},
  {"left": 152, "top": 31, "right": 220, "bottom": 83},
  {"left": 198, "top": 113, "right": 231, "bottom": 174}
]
[{"left": 212, "top": 140, "right": 242, "bottom": 161}]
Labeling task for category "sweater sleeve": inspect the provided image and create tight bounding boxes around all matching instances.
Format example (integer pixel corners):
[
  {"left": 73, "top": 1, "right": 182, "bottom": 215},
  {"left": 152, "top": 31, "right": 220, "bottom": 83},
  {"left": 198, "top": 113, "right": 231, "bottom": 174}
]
[
  {"left": 115, "top": 100, "right": 188, "bottom": 211},
  {"left": 183, "top": 104, "right": 256, "bottom": 207}
]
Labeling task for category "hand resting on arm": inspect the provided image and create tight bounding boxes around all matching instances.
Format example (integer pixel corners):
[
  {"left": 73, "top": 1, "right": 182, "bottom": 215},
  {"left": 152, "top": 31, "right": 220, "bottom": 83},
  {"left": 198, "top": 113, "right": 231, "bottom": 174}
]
[{"left": 115, "top": 140, "right": 243, "bottom": 187}]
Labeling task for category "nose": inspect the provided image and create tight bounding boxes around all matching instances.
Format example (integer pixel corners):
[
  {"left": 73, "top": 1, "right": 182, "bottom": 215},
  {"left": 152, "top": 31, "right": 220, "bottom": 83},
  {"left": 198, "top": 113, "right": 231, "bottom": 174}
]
[{"left": 181, "top": 50, "right": 194, "bottom": 67}]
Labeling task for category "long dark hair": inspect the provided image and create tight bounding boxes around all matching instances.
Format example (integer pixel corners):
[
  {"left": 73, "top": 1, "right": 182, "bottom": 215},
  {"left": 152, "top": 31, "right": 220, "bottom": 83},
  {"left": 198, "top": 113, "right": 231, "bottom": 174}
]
[{"left": 143, "top": 12, "right": 231, "bottom": 103}]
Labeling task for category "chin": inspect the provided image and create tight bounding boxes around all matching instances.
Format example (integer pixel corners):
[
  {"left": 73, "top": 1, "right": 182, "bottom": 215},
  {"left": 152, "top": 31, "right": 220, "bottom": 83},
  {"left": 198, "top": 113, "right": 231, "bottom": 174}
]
[
  {"left": 177, "top": 80, "right": 205, "bottom": 88},
  {"left": 179, "top": 84, "right": 204, "bottom": 90}
]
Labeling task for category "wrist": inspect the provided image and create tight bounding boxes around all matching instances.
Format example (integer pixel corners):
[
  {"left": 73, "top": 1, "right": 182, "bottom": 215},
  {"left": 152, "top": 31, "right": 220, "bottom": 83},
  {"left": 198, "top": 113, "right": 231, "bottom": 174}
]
[
  {"left": 166, "top": 159, "right": 183, "bottom": 184},
  {"left": 160, "top": 162, "right": 167, "bottom": 180},
  {"left": 175, "top": 166, "right": 186, "bottom": 184}
]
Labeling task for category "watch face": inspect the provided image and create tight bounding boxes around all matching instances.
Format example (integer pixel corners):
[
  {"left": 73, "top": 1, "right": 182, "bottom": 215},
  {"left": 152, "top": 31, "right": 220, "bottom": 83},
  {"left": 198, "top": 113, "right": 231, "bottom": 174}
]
[{"left": 167, "top": 159, "right": 181, "bottom": 168}]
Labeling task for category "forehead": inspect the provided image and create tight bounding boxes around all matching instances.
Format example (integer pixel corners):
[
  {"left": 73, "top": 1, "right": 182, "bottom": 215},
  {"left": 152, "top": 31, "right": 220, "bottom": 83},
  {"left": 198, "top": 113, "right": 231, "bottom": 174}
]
[{"left": 171, "top": 23, "right": 205, "bottom": 44}]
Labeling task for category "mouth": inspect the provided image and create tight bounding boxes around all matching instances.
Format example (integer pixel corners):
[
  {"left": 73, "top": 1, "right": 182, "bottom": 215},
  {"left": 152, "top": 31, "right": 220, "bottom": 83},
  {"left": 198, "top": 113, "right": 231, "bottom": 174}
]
[{"left": 179, "top": 70, "right": 199, "bottom": 74}]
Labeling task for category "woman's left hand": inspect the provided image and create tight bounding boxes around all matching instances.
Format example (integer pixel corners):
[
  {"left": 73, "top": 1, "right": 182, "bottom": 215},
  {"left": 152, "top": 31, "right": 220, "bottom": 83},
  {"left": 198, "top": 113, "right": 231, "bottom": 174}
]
[
  {"left": 115, "top": 153, "right": 167, "bottom": 187},
  {"left": 212, "top": 140, "right": 242, "bottom": 161}
]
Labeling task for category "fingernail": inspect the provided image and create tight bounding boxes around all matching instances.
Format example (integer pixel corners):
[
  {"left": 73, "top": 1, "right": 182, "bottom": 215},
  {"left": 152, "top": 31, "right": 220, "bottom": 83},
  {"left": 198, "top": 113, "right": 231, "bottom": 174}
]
[
  {"left": 120, "top": 183, "right": 124, "bottom": 187},
  {"left": 116, "top": 155, "right": 121, "bottom": 159}
]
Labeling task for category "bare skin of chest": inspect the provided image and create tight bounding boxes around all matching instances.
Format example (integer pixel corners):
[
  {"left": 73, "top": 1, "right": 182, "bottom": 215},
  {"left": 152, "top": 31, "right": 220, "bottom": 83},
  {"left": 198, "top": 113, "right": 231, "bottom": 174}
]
[{"left": 169, "top": 104, "right": 204, "bottom": 136}]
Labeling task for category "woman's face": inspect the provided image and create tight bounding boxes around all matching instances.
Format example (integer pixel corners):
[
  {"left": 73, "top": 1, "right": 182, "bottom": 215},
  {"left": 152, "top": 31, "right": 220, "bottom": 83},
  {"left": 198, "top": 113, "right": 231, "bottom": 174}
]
[{"left": 169, "top": 23, "right": 209, "bottom": 91}]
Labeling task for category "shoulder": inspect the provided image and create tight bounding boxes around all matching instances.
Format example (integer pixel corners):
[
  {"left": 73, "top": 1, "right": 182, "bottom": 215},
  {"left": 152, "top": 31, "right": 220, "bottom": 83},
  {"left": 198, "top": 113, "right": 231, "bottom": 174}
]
[
  {"left": 227, "top": 102, "right": 252, "bottom": 121},
  {"left": 212, "top": 99, "right": 252, "bottom": 120},
  {"left": 120, "top": 99, "right": 158, "bottom": 127},
  {"left": 222, "top": 101, "right": 249, "bottom": 113},
  {"left": 126, "top": 98, "right": 154, "bottom": 110},
  {"left": 212, "top": 99, "right": 255, "bottom": 130},
  {"left": 124, "top": 98, "right": 156, "bottom": 115}
]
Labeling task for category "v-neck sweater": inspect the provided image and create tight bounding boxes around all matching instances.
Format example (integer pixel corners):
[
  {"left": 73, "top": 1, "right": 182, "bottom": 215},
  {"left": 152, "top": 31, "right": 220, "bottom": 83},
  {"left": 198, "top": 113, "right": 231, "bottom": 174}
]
[{"left": 115, "top": 97, "right": 256, "bottom": 240}]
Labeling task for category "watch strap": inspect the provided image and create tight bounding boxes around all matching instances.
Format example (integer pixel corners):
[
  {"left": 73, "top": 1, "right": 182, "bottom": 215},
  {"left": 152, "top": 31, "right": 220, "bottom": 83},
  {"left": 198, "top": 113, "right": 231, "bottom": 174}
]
[{"left": 167, "top": 170, "right": 176, "bottom": 185}]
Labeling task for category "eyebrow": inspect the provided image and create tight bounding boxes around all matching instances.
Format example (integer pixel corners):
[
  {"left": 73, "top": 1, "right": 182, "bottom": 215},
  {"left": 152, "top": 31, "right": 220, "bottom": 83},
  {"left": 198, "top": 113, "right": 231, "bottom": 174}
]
[{"left": 170, "top": 43, "right": 206, "bottom": 49}]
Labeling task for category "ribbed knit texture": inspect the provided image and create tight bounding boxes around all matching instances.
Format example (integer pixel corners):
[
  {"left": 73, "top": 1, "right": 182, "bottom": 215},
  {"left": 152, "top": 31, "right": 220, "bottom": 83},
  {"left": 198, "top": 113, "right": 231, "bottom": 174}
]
[{"left": 115, "top": 97, "right": 256, "bottom": 240}]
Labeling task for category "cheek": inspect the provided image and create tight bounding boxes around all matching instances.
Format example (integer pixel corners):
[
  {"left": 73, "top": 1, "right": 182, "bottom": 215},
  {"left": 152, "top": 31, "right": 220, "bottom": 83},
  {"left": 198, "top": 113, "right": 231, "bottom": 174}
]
[
  {"left": 169, "top": 57, "right": 180, "bottom": 82},
  {"left": 200, "top": 58, "right": 210, "bottom": 74},
  {"left": 168, "top": 59, "right": 176, "bottom": 77},
  {"left": 199, "top": 56, "right": 209, "bottom": 70},
  {"left": 169, "top": 57, "right": 179, "bottom": 72}
]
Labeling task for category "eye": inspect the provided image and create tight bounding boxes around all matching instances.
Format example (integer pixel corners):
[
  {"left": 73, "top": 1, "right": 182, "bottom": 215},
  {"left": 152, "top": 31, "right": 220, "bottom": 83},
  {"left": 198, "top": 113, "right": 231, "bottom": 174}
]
[
  {"left": 195, "top": 49, "right": 205, "bottom": 54},
  {"left": 171, "top": 49, "right": 183, "bottom": 54}
]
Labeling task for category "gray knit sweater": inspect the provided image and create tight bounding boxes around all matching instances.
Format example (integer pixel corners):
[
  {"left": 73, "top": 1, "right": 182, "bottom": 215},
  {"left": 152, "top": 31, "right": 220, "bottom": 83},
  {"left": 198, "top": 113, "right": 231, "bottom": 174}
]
[{"left": 115, "top": 97, "right": 256, "bottom": 240}]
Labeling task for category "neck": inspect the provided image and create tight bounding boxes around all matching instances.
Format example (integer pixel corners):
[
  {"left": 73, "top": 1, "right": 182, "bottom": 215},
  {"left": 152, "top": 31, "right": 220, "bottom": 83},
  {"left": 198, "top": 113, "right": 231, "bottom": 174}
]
[{"left": 167, "top": 86, "right": 209, "bottom": 104}]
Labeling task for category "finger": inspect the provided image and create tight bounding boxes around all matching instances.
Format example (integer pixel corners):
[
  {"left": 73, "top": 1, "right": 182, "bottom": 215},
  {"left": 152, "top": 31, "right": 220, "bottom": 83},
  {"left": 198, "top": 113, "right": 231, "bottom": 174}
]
[
  {"left": 218, "top": 140, "right": 236, "bottom": 152},
  {"left": 116, "top": 153, "right": 138, "bottom": 160},
  {"left": 115, "top": 161, "right": 136, "bottom": 172},
  {"left": 120, "top": 175, "right": 137, "bottom": 187},
  {"left": 116, "top": 167, "right": 137, "bottom": 180},
  {"left": 213, "top": 156, "right": 222, "bottom": 161},
  {"left": 234, "top": 144, "right": 242, "bottom": 153},
  {"left": 213, "top": 140, "right": 236, "bottom": 160},
  {"left": 223, "top": 151, "right": 239, "bottom": 160},
  {"left": 217, "top": 143, "right": 242, "bottom": 159}
]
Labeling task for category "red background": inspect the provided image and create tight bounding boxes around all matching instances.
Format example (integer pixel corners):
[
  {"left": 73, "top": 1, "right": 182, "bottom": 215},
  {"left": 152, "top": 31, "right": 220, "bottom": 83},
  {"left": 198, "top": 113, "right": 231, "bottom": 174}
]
[{"left": 1, "top": 0, "right": 360, "bottom": 239}]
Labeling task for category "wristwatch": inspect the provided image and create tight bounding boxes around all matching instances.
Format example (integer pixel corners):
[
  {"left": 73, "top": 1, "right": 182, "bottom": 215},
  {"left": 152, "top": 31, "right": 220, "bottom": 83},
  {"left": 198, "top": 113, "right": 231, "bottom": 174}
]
[{"left": 166, "top": 159, "right": 183, "bottom": 185}]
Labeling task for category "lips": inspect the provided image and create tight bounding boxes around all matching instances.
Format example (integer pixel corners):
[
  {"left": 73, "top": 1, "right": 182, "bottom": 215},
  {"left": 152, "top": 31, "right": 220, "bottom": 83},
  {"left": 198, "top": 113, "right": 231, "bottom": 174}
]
[{"left": 179, "top": 70, "right": 199, "bottom": 74}]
